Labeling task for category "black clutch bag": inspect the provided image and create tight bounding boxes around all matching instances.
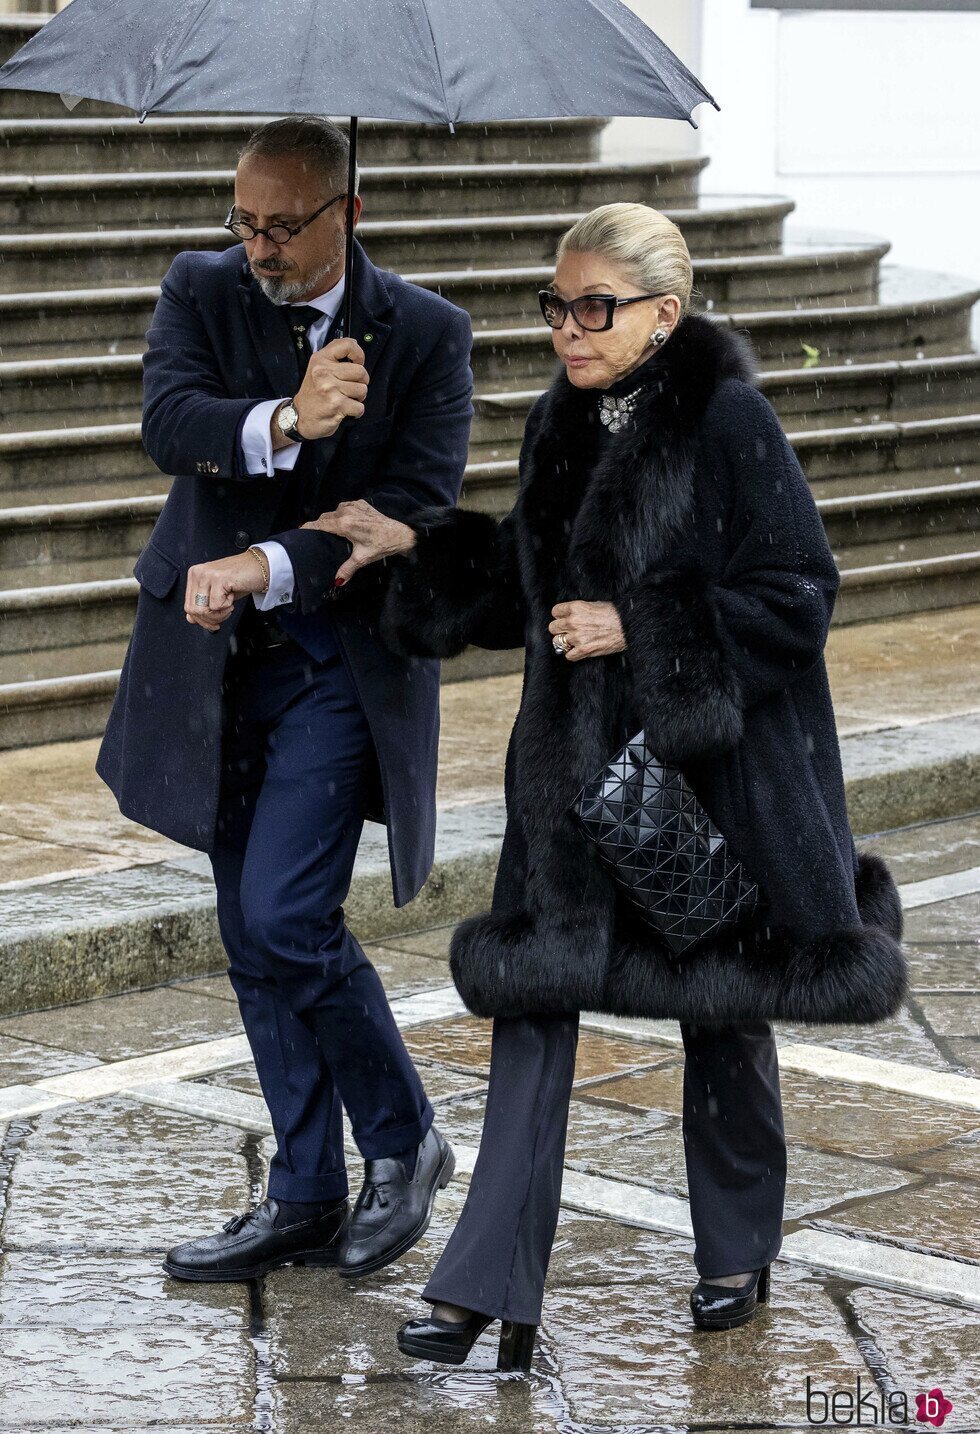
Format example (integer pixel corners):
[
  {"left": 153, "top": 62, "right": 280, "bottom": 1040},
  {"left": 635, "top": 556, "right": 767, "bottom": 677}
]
[{"left": 571, "top": 731, "right": 762, "bottom": 956}]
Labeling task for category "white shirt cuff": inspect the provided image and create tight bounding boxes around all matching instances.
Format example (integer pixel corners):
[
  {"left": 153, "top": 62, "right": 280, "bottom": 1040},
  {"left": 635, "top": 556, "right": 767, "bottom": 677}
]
[
  {"left": 240, "top": 399, "right": 302, "bottom": 477},
  {"left": 252, "top": 541, "right": 295, "bottom": 611}
]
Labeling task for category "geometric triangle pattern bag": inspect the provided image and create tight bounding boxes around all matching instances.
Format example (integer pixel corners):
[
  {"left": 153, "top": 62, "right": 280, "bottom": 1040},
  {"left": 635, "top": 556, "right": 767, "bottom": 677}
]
[{"left": 571, "top": 731, "right": 763, "bottom": 956}]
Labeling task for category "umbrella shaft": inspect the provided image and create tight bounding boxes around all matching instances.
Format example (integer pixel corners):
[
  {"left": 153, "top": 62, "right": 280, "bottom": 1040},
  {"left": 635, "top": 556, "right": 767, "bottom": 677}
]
[{"left": 342, "top": 117, "right": 358, "bottom": 339}]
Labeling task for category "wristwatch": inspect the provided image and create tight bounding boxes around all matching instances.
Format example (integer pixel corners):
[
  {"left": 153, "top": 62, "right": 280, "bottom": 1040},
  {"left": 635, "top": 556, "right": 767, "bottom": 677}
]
[{"left": 276, "top": 398, "right": 305, "bottom": 443}]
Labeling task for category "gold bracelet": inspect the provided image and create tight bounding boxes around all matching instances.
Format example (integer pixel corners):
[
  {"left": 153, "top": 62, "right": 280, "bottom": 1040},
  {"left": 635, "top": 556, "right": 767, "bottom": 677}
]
[{"left": 247, "top": 545, "right": 270, "bottom": 595}]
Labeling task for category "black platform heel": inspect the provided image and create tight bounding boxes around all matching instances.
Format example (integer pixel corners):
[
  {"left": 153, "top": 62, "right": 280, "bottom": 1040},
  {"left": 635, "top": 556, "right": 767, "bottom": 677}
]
[
  {"left": 397, "top": 1312, "right": 538, "bottom": 1370},
  {"left": 497, "top": 1320, "right": 537, "bottom": 1372},
  {"left": 397, "top": 1310, "right": 493, "bottom": 1365},
  {"left": 690, "top": 1262, "right": 771, "bottom": 1331}
]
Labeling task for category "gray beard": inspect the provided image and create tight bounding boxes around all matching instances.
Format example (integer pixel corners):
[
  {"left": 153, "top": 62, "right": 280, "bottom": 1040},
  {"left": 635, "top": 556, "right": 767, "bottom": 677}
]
[{"left": 253, "top": 254, "right": 341, "bottom": 305}]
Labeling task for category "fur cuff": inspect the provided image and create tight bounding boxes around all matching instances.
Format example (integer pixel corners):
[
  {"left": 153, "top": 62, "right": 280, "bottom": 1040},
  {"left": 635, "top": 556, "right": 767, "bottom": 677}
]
[
  {"left": 614, "top": 567, "right": 744, "bottom": 762},
  {"left": 380, "top": 506, "right": 501, "bottom": 659}
]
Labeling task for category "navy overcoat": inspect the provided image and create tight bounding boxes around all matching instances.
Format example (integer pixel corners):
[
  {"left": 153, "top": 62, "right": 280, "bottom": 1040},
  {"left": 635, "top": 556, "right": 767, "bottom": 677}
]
[{"left": 97, "top": 239, "right": 474, "bottom": 907}]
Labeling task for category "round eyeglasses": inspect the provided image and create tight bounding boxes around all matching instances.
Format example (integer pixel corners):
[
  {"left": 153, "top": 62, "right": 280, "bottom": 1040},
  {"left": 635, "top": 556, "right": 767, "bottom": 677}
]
[
  {"left": 538, "top": 289, "right": 669, "bottom": 333},
  {"left": 224, "top": 192, "right": 346, "bottom": 246}
]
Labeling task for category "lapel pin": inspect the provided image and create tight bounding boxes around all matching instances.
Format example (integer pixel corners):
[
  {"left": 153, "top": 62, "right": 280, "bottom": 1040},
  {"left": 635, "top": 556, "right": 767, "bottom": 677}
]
[{"left": 363, "top": 333, "right": 374, "bottom": 343}]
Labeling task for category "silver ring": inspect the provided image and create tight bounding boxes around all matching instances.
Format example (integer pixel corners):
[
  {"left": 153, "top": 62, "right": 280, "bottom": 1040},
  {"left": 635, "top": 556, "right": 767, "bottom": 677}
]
[
  {"left": 553, "top": 633, "right": 570, "bottom": 655},
  {"left": 194, "top": 592, "right": 209, "bottom": 607}
]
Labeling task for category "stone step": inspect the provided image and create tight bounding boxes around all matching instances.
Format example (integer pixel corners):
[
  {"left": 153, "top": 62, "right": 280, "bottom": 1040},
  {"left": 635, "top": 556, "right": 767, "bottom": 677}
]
[
  {"left": 0, "top": 493, "right": 164, "bottom": 569},
  {"left": 3, "top": 478, "right": 976, "bottom": 650},
  {"left": 0, "top": 421, "right": 155, "bottom": 501},
  {"left": 1, "top": 355, "right": 975, "bottom": 507},
  {"left": 835, "top": 530, "right": 980, "bottom": 623},
  {"left": 4, "top": 528, "right": 980, "bottom": 749},
  {"left": 0, "top": 114, "right": 608, "bottom": 170},
  {"left": 816, "top": 470, "right": 980, "bottom": 548},
  {"left": 0, "top": 634, "right": 126, "bottom": 686},
  {"left": 0, "top": 154, "right": 707, "bottom": 230},
  {"left": 5, "top": 458, "right": 977, "bottom": 581},
  {"left": 0, "top": 668, "right": 119, "bottom": 748},
  {"left": 466, "top": 413, "right": 980, "bottom": 508},
  {"left": 0, "top": 197, "right": 797, "bottom": 295},
  {"left": 471, "top": 269, "right": 980, "bottom": 388},
  {"left": 471, "top": 355, "right": 980, "bottom": 456},
  {"left": 0, "top": 232, "right": 891, "bottom": 357},
  {"left": 3, "top": 268, "right": 975, "bottom": 432}
]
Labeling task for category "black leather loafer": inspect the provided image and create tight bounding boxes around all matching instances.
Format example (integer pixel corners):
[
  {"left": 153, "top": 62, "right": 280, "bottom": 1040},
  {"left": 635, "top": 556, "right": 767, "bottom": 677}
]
[
  {"left": 690, "top": 1263, "right": 770, "bottom": 1330},
  {"left": 163, "top": 1197, "right": 350, "bottom": 1282},
  {"left": 338, "top": 1124, "right": 455, "bottom": 1279}
]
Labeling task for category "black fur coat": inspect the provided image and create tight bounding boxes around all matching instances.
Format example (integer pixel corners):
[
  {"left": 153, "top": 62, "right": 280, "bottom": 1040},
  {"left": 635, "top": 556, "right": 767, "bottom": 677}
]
[{"left": 381, "top": 312, "right": 908, "bottom": 1026}]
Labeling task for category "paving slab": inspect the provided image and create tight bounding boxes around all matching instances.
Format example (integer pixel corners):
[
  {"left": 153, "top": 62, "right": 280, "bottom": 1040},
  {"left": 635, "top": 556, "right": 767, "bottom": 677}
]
[
  {"left": 903, "top": 892, "right": 980, "bottom": 943},
  {"left": 0, "top": 1250, "right": 249, "bottom": 1328},
  {"left": 946, "top": 1038, "right": 980, "bottom": 1077},
  {"left": 545, "top": 1252, "right": 867, "bottom": 1428},
  {"left": 0, "top": 984, "right": 244, "bottom": 1061},
  {"left": 0, "top": 1325, "right": 254, "bottom": 1427},
  {"left": 584, "top": 1059, "right": 980, "bottom": 1160},
  {"left": 0, "top": 1034, "right": 100, "bottom": 1083},
  {"left": 906, "top": 942, "right": 980, "bottom": 991},
  {"left": 847, "top": 1284, "right": 980, "bottom": 1431},
  {"left": 865, "top": 811, "right": 980, "bottom": 884},
  {"left": 811, "top": 1175, "right": 980, "bottom": 1263}
]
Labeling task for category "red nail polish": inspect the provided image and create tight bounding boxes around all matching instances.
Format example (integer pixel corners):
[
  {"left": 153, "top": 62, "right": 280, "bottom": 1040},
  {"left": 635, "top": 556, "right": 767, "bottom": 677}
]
[{"left": 334, "top": 577, "right": 346, "bottom": 587}]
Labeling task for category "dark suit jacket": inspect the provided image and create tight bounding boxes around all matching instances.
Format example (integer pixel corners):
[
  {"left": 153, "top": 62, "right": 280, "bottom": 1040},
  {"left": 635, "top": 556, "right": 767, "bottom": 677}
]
[{"left": 96, "top": 238, "right": 474, "bottom": 907}]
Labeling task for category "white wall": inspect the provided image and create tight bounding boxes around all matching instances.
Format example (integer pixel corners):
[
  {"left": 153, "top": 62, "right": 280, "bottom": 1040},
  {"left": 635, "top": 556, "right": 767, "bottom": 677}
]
[
  {"left": 601, "top": 0, "right": 708, "bottom": 160},
  {"left": 697, "top": 2, "right": 980, "bottom": 336}
]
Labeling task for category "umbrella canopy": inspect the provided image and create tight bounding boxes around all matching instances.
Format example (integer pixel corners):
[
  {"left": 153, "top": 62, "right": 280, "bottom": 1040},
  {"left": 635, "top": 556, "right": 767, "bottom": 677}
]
[
  {"left": 0, "top": 0, "right": 718, "bottom": 344},
  {"left": 0, "top": 0, "right": 717, "bottom": 126}
]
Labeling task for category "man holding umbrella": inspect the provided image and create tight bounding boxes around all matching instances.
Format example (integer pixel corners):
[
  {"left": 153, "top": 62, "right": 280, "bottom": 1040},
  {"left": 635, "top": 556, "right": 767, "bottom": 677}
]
[{"left": 96, "top": 115, "right": 471, "bottom": 1282}]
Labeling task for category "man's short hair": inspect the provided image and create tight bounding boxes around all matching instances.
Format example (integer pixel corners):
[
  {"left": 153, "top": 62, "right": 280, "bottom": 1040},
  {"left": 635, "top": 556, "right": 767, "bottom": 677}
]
[{"left": 238, "top": 115, "right": 359, "bottom": 196}]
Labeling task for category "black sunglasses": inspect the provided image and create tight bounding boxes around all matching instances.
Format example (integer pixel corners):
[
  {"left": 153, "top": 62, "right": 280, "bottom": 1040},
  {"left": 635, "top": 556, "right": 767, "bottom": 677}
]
[
  {"left": 224, "top": 192, "right": 346, "bottom": 246},
  {"left": 538, "top": 289, "right": 669, "bottom": 332}
]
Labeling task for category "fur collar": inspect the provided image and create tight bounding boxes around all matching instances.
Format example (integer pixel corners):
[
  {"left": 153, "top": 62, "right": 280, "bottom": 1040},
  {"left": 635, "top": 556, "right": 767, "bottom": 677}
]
[{"left": 516, "top": 312, "right": 759, "bottom": 614}]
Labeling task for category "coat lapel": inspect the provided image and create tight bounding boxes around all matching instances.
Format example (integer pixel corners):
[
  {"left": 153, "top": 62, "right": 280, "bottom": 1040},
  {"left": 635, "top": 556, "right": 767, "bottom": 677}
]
[{"left": 236, "top": 238, "right": 394, "bottom": 474}]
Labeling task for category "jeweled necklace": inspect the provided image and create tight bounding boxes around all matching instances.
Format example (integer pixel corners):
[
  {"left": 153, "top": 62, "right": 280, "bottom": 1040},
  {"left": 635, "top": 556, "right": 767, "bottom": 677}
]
[{"left": 598, "top": 385, "right": 643, "bottom": 433}]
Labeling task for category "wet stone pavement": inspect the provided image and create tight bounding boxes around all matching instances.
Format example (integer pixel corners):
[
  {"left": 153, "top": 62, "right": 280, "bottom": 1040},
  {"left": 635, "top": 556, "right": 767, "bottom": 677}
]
[{"left": 0, "top": 815, "right": 978, "bottom": 1432}]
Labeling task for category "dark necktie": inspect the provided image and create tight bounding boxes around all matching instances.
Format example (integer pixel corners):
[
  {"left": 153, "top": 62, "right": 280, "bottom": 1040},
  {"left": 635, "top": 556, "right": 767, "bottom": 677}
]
[{"left": 287, "top": 304, "right": 329, "bottom": 369}]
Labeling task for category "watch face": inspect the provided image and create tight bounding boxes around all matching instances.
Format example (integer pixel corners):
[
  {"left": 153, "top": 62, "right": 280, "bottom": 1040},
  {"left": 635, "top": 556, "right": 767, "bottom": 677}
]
[{"left": 278, "top": 403, "right": 298, "bottom": 432}]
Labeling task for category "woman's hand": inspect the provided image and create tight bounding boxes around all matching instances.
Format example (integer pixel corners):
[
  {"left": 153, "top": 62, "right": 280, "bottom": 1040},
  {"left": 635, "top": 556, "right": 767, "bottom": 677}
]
[
  {"left": 549, "top": 601, "right": 626, "bottom": 661},
  {"left": 302, "top": 499, "right": 417, "bottom": 586}
]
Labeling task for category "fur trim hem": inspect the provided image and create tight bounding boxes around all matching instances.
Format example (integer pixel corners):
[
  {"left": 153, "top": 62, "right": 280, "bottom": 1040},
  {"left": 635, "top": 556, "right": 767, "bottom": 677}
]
[
  {"left": 614, "top": 566, "right": 744, "bottom": 762},
  {"left": 380, "top": 506, "right": 500, "bottom": 659},
  {"left": 449, "top": 851, "right": 908, "bottom": 1026}
]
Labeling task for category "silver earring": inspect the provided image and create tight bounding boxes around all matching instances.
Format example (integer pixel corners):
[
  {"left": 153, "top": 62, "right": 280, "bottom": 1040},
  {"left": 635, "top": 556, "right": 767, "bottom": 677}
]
[{"left": 651, "top": 328, "right": 669, "bottom": 346}]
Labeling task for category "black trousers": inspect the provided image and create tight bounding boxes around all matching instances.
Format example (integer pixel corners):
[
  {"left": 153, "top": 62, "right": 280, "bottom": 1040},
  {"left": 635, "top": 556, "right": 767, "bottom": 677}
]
[{"left": 422, "top": 1013, "right": 787, "bottom": 1325}]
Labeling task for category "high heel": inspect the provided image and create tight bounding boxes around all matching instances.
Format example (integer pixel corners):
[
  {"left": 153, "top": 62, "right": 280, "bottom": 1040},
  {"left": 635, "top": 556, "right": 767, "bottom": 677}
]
[
  {"left": 690, "top": 1262, "right": 771, "bottom": 1331},
  {"left": 396, "top": 1311, "right": 538, "bottom": 1370},
  {"left": 497, "top": 1320, "right": 537, "bottom": 1372},
  {"left": 397, "top": 1310, "right": 493, "bottom": 1365}
]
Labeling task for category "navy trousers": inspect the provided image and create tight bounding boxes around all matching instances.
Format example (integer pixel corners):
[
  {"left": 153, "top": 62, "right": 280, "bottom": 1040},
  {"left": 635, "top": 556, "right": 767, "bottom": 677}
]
[
  {"left": 422, "top": 1014, "right": 786, "bottom": 1325},
  {"left": 210, "top": 627, "right": 433, "bottom": 1202}
]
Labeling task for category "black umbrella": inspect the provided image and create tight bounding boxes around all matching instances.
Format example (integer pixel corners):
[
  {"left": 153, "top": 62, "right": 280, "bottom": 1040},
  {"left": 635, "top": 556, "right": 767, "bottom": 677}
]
[{"left": 0, "top": 0, "right": 719, "bottom": 337}]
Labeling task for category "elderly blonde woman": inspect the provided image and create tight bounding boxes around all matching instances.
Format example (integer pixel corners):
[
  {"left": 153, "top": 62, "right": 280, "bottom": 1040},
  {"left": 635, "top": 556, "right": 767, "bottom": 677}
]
[{"left": 302, "top": 203, "right": 906, "bottom": 1368}]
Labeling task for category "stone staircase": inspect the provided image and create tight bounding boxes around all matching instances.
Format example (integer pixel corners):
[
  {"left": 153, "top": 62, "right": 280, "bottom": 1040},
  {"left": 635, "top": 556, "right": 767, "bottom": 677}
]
[{"left": 1, "top": 12, "right": 979, "bottom": 750}]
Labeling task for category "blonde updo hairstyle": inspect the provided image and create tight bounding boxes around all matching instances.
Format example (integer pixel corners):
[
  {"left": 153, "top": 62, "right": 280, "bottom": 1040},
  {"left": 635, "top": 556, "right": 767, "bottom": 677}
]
[{"left": 555, "top": 202, "right": 695, "bottom": 321}]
